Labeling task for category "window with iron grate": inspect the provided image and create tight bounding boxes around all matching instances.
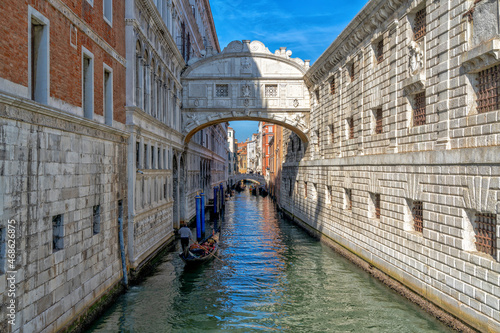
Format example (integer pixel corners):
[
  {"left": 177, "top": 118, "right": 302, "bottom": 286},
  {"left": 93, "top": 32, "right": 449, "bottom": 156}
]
[
  {"left": 215, "top": 84, "right": 228, "bottom": 97},
  {"left": 375, "top": 108, "right": 383, "bottom": 134},
  {"left": 349, "top": 62, "right": 356, "bottom": 81},
  {"left": 413, "top": 92, "right": 426, "bottom": 126},
  {"left": 265, "top": 84, "right": 278, "bottom": 98},
  {"left": 349, "top": 117, "right": 354, "bottom": 139},
  {"left": 376, "top": 39, "right": 384, "bottom": 64},
  {"left": 413, "top": 7, "right": 426, "bottom": 41},
  {"left": 304, "top": 182, "right": 308, "bottom": 198},
  {"left": 346, "top": 189, "right": 352, "bottom": 210},
  {"left": 329, "top": 124, "right": 334, "bottom": 143},
  {"left": 474, "top": 213, "right": 497, "bottom": 258},
  {"left": 477, "top": 65, "right": 500, "bottom": 114},
  {"left": 374, "top": 194, "right": 381, "bottom": 219},
  {"left": 330, "top": 78, "right": 336, "bottom": 95},
  {"left": 412, "top": 201, "right": 423, "bottom": 233}
]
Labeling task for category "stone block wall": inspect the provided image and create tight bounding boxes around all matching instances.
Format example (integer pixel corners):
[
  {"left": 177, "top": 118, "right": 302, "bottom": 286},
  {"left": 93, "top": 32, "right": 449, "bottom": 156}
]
[
  {"left": 283, "top": 0, "right": 500, "bottom": 331},
  {"left": 0, "top": 99, "right": 128, "bottom": 332}
]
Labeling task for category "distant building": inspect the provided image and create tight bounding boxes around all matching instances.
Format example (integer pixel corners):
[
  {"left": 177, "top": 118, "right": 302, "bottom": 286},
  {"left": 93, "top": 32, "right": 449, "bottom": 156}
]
[
  {"left": 260, "top": 122, "right": 274, "bottom": 179},
  {"left": 269, "top": 125, "right": 283, "bottom": 200},
  {"left": 237, "top": 140, "right": 248, "bottom": 174},
  {"left": 227, "top": 127, "right": 237, "bottom": 177}
]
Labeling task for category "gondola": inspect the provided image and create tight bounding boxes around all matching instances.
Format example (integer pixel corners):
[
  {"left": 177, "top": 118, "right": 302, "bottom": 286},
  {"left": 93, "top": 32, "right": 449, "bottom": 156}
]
[{"left": 179, "top": 232, "right": 219, "bottom": 265}]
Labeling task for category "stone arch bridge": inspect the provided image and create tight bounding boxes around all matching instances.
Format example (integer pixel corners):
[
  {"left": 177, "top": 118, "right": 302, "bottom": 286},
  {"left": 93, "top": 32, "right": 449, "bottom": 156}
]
[
  {"left": 229, "top": 173, "right": 266, "bottom": 187},
  {"left": 181, "top": 40, "right": 311, "bottom": 143}
]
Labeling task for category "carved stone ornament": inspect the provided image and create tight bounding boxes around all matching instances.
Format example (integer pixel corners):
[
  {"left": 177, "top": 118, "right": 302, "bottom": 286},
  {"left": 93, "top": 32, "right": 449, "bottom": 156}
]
[
  {"left": 408, "top": 41, "right": 424, "bottom": 76},
  {"left": 293, "top": 99, "right": 299, "bottom": 108},
  {"left": 194, "top": 99, "right": 200, "bottom": 107},
  {"left": 241, "top": 85, "right": 251, "bottom": 97},
  {"left": 241, "top": 57, "right": 252, "bottom": 70},
  {"left": 244, "top": 99, "right": 250, "bottom": 107}
]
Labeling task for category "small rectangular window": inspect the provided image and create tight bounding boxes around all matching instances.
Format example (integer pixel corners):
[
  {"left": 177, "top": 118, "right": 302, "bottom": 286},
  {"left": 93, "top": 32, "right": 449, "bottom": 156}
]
[
  {"left": 53, "top": 215, "right": 64, "bottom": 252},
  {"left": 304, "top": 182, "right": 308, "bottom": 198},
  {"left": 83, "top": 51, "right": 94, "bottom": 119},
  {"left": 349, "top": 62, "right": 356, "bottom": 81},
  {"left": 474, "top": 213, "right": 497, "bottom": 258},
  {"left": 92, "top": 205, "right": 101, "bottom": 235},
  {"left": 376, "top": 39, "right": 384, "bottom": 64},
  {"left": 329, "top": 124, "right": 334, "bottom": 143},
  {"left": 374, "top": 194, "right": 381, "bottom": 219},
  {"left": 30, "top": 9, "right": 50, "bottom": 104},
  {"left": 349, "top": 118, "right": 354, "bottom": 139},
  {"left": 215, "top": 84, "right": 229, "bottom": 97},
  {"left": 345, "top": 189, "right": 352, "bottom": 210},
  {"left": 413, "top": 201, "right": 423, "bottom": 233},
  {"left": 375, "top": 108, "right": 383, "bottom": 134},
  {"left": 330, "top": 78, "right": 336, "bottom": 95},
  {"left": 151, "top": 146, "right": 155, "bottom": 169},
  {"left": 136, "top": 142, "right": 140, "bottom": 169},
  {"left": 265, "top": 84, "right": 278, "bottom": 98},
  {"left": 413, "top": 92, "right": 426, "bottom": 126},
  {"left": 103, "top": 0, "right": 112, "bottom": 25},
  {"left": 413, "top": 7, "right": 426, "bottom": 41},
  {"left": 477, "top": 65, "right": 500, "bottom": 114},
  {"left": 144, "top": 144, "right": 148, "bottom": 169},
  {"left": 158, "top": 148, "right": 161, "bottom": 169},
  {"left": 104, "top": 68, "right": 113, "bottom": 125}
]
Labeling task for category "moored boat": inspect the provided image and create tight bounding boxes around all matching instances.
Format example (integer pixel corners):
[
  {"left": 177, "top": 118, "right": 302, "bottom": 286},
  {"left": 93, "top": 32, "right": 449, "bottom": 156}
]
[{"left": 179, "top": 232, "right": 219, "bottom": 265}]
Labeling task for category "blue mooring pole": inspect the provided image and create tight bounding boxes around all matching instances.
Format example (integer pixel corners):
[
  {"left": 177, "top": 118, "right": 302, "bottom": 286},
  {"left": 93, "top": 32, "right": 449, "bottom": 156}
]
[
  {"left": 201, "top": 192, "right": 205, "bottom": 236},
  {"left": 220, "top": 184, "right": 224, "bottom": 208},
  {"left": 195, "top": 194, "right": 202, "bottom": 241},
  {"left": 213, "top": 187, "right": 218, "bottom": 218}
]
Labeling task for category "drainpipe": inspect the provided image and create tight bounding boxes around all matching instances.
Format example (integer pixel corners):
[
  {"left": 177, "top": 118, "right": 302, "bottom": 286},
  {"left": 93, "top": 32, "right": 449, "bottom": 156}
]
[{"left": 118, "top": 216, "right": 128, "bottom": 287}]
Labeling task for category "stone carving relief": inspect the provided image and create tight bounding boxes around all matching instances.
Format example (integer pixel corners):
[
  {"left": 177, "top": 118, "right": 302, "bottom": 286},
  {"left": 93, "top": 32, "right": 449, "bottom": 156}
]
[
  {"left": 244, "top": 99, "right": 250, "bottom": 107},
  {"left": 293, "top": 99, "right": 299, "bottom": 108},
  {"left": 241, "top": 85, "right": 251, "bottom": 97},
  {"left": 463, "top": 176, "right": 497, "bottom": 213},
  {"left": 408, "top": 41, "right": 424, "bottom": 76},
  {"left": 404, "top": 173, "right": 422, "bottom": 201}
]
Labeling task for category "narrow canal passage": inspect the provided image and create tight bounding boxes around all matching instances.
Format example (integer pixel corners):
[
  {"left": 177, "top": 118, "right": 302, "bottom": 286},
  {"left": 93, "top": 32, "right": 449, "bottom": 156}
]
[{"left": 88, "top": 191, "right": 452, "bottom": 332}]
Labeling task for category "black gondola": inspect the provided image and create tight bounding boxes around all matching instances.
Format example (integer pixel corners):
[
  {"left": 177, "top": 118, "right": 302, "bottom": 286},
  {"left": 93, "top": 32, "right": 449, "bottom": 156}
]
[{"left": 179, "top": 232, "right": 219, "bottom": 265}]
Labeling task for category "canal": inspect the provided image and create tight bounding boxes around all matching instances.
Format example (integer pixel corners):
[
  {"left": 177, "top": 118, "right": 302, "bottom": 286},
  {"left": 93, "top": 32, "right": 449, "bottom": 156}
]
[{"left": 87, "top": 191, "right": 453, "bottom": 332}]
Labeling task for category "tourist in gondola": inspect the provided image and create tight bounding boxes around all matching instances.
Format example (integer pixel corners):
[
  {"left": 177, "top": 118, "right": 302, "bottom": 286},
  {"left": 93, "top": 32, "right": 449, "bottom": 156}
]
[{"left": 179, "top": 223, "right": 193, "bottom": 257}]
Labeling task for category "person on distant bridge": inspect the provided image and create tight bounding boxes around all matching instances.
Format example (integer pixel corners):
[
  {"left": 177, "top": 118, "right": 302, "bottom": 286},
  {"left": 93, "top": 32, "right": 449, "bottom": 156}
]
[{"left": 179, "top": 223, "right": 193, "bottom": 257}]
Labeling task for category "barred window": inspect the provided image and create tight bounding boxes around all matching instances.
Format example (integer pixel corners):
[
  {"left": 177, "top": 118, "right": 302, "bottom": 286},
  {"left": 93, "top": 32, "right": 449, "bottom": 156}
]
[
  {"left": 413, "top": 201, "right": 423, "bottom": 233},
  {"left": 345, "top": 189, "right": 352, "bottom": 210},
  {"left": 376, "top": 39, "right": 384, "bottom": 64},
  {"left": 477, "top": 65, "right": 500, "bottom": 114},
  {"left": 349, "top": 117, "right": 354, "bottom": 139},
  {"left": 475, "top": 213, "right": 497, "bottom": 258},
  {"left": 374, "top": 194, "right": 381, "bottom": 219},
  {"left": 375, "top": 108, "right": 383, "bottom": 134},
  {"left": 265, "top": 84, "right": 278, "bottom": 97},
  {"left": 413, "top": 7, "right": 426, "bottom": 41},
  {"left": 330, "top": 78, "right": 336, "bottom": 95},
  {"left": 349, "top": 62, "right": 356, "bottom": 81},
  {"left": 53, "top": 215, "right": 64, "bottom": 251},
  {"left": 92, "top": 205, "right": 101, "bottom": 235},
  {"left": 304, "top": 182, "right": 308, "bottom": 198},
  {"left": 413, "top": 92, "right": 426, "bottom": 126},
  {"left": 215, "top": 84, "right": 229, "bottom": 97},
  {"left": 329, "top": 124, "right": 334, "bottom": 143}
]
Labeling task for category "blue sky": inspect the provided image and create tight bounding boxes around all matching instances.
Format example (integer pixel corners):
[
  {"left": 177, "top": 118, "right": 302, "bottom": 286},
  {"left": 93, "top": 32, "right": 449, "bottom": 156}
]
[{"left": 210, "top": 0, "right": 369, "bottom": 142}]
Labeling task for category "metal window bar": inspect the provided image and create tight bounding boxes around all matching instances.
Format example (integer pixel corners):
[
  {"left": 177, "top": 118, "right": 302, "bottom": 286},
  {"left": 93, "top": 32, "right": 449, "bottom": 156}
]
[
  {"left": 375, "top": 108, "right": 383, "bottom": 134},
  {"left": 350, "top": 62, "right": 355, "bottom": 81},
  {"left": 413, "top": 201, "right": 423, "bottom": 232},
  {"left": 347, "top": 189, "right": 352, "bottom": 210},
  {"left": 414, "top": 92, "right": 426, "bottom": 126},
  {"left": 477, "top": 65, "right": 500, "bottom": 113},
  {"left": 265, "top": 85, "right": 278, "bottom": 98},
  {"left": 216, "top": 84, "right": 228, "bottom": 97},
  {"left": 475, "top": 213, "right": 497, "bottom": 258},
  {"left": 375, "top": 194, "right": 381, "bottom": 219},
  {"left": 330, "top": 78, "right": 335, "bottom": 95},
  {"left": 413, "top": 8, "right": 426, "bottom": 41},
  {"left": 349, "top": 118, "right": 354, "bottom": 139},
  {"left": 376, "top": 39, "right": 384, "bottom": 64}
]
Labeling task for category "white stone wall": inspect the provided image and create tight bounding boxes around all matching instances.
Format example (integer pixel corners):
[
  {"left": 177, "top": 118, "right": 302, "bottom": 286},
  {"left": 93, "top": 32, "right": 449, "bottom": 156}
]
[
  {"left": 0, "top": 98, "right": 128, "bottom": 332},
  {"left": 283, "top": 0, "right": 500, "bottom": 331}
]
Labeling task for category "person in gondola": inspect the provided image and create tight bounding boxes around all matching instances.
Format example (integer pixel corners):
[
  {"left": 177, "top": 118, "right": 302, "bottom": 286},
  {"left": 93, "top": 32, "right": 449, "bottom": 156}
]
[{"left": 179, "top": 223, "right": 193, "bottom": 257}]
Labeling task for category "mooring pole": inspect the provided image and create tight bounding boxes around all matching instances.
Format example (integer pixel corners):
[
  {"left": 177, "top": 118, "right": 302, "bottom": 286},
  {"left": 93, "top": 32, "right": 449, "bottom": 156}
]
[
  {"left": 201, "top": 192, "right": 205, "bottom": 237},
  {"left": 213, "top": 186, "right": 218, "bottom": 220},
  {"left": 220, "top": 184, "right": 224, "bottom": 208},
  {"left": 195, "top": 194, "right": 202, "bottom": 241}
]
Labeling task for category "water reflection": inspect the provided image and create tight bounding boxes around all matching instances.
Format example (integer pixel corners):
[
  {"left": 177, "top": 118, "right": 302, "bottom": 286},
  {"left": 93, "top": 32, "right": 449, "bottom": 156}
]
[{"left": 87, "top": 191, "right": 452, "bottom": 333}]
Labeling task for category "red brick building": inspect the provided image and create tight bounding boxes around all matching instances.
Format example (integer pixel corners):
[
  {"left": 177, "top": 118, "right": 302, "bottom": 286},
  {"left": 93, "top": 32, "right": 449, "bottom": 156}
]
[
  {"left": 261, "top": 122, "right": 274, "bottom": 177},
  {"left": 0, "top": 1, "right": 128, "bottom": 332}
]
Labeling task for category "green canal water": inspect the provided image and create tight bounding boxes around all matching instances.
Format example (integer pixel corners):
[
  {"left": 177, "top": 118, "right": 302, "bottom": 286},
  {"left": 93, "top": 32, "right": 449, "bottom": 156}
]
[{"left": 87, "top": 191, "right": 453, "bottom": 332}]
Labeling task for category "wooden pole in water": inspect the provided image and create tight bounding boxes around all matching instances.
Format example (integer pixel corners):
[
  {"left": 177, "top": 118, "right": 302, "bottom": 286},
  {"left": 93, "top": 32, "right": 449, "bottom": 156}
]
[
  {"left": 195, "top": 194, "right": 202, "bottom": 241},
  {"left": 201, "top": 192, "right": 205, "bottom": 237}
]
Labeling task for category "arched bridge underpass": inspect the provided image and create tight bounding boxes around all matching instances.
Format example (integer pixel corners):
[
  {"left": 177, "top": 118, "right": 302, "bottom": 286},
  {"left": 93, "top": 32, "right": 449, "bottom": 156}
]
[{"left": 229, "top": 174, "right": 266, "bottom": 187}]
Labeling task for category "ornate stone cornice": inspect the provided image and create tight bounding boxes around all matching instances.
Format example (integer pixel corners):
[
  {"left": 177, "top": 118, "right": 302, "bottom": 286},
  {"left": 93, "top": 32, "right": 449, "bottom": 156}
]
[{"left": 304, "top": 0, "right": 405, "bottom": 87}]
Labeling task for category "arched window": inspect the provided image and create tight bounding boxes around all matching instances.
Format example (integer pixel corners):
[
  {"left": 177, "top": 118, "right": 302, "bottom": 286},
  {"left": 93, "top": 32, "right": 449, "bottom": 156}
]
[
  {"left": 143, "top": 50, "right": 150, "bottom": 114},
  {"left": 135, "top": 41, "right": 142, "bottom": 108}
]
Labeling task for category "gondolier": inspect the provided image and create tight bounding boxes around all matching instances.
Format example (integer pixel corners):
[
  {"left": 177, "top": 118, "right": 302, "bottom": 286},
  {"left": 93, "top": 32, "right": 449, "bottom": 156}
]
[{"left": 179, "top": 223, "right": 193, "bottom": 256}]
